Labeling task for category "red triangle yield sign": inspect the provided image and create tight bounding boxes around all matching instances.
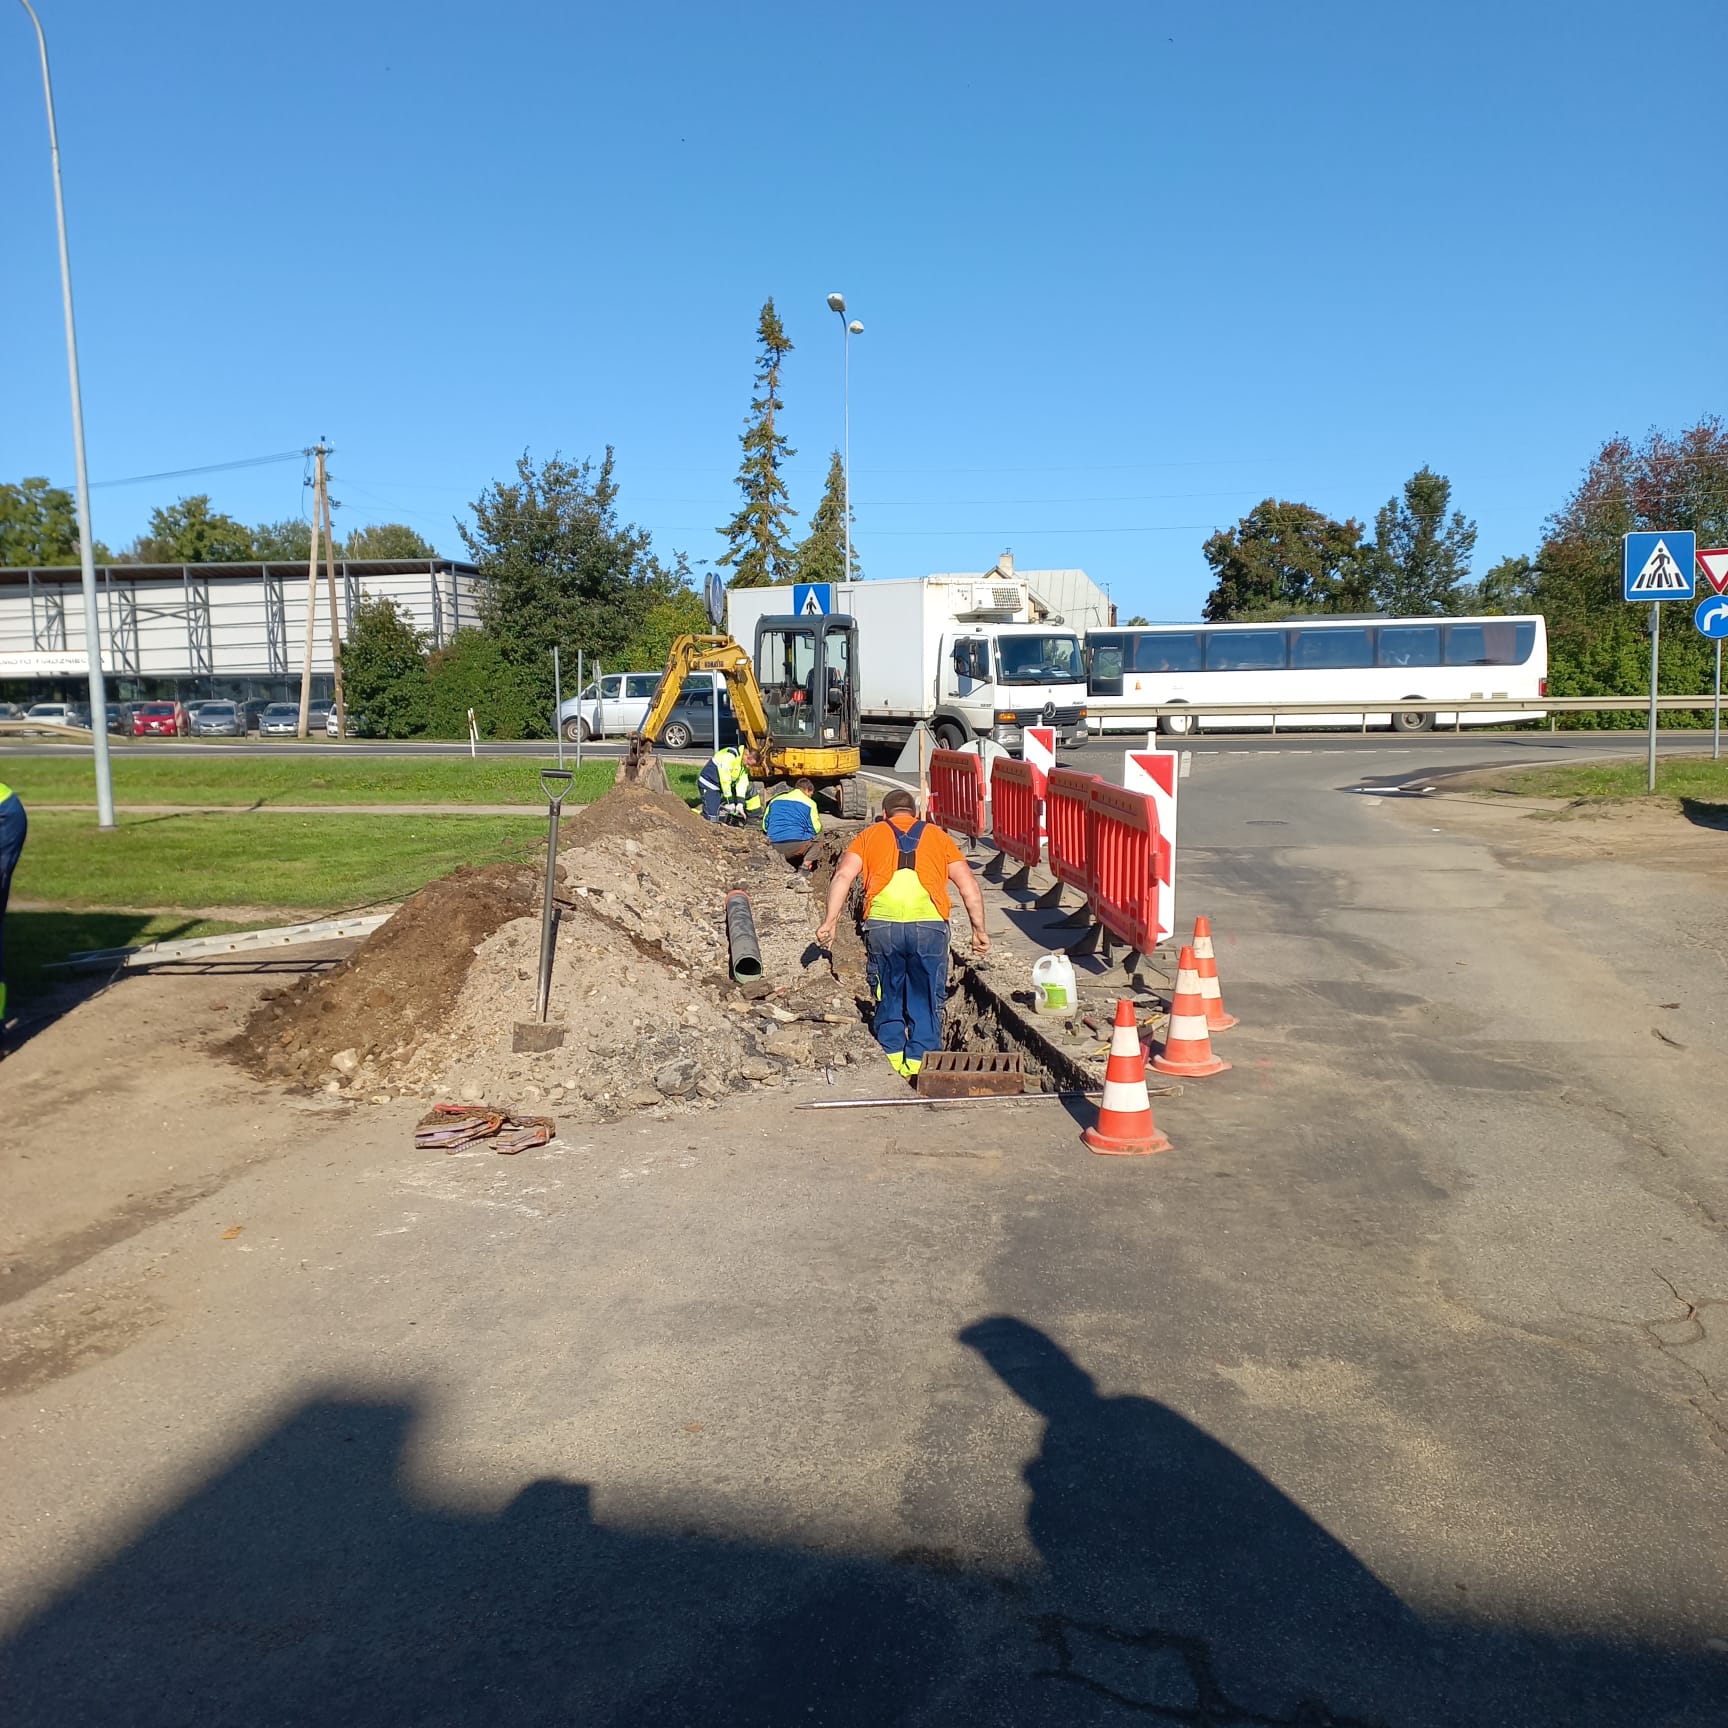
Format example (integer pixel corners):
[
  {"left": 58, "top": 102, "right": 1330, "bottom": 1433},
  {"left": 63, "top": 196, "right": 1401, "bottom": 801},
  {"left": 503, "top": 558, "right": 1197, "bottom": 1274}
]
[{"left": 1698, "top": 548, "right": 1728, "bottom": 596}]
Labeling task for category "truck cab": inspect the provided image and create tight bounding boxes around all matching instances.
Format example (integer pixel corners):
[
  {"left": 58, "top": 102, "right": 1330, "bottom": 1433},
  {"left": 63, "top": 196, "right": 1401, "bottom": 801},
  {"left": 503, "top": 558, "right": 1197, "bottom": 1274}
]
[{"left": 936, "top": 624, "right": 1085, "bottom": 750}]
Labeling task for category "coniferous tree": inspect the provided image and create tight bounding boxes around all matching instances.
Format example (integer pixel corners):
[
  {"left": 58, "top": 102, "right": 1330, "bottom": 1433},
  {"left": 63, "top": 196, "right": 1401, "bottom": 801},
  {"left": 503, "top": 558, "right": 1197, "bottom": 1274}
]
[
  {"left": 1365, "top": 468, "right": 1477, "bottom": 615},
  {"left": 789, "top": 450, "right": 860, "bottom": 584},
  {"left": 718, "top": 299, "right": 796, "bottom": 588}
]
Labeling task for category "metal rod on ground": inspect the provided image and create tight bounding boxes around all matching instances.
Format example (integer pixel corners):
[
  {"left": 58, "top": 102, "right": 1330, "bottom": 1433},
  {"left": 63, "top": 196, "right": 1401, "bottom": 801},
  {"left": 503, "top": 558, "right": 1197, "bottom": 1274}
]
[
  {"left": 1648, "top": 600, "right": 1661, "bottom": 794},
  {"left": 534, "top": 768, "right": 574, "bottom": 1022},
  {"left": 798, "top": 1087, "right": 1181, "bottom": 1109},
  {"left": 553, "top": 645, "right": 564, "bottom": 769}
]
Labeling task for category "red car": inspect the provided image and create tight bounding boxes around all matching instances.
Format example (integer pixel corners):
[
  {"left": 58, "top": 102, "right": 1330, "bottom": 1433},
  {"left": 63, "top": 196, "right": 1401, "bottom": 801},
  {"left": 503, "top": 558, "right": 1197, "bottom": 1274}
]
[{"left": 131, "top": 701, "right": 188, "bottom": 737}]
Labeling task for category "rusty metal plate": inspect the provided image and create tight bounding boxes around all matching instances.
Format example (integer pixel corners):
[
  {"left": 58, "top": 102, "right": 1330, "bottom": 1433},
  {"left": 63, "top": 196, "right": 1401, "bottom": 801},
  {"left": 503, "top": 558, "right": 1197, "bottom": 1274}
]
[{"left": 916, "top": 1049, "right": 1025, "bottom": 1098}]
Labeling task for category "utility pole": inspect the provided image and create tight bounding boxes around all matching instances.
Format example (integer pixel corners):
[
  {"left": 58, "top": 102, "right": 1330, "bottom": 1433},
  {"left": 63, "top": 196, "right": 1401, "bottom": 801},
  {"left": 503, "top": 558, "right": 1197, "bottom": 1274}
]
[
  {"left": 320, "top": 466, "right": 346, "bottom": 740},
  {"left": 296, "top": 442, "right": 330, "bottom": 739}
]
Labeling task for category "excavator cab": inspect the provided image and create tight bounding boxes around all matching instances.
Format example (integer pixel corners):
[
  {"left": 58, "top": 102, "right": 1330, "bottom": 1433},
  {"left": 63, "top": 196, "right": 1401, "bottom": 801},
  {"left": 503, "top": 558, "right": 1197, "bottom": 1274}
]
[{"left": 752, "top": 613, "right": 860, "bottom": 752}]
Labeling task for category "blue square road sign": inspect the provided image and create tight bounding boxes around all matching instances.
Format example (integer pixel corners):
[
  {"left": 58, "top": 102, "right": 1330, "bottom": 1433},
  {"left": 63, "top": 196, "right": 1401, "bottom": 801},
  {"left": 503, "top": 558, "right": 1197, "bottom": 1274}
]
[
  {"left": 1623, "top": 531, "right": 1695, "bottom": 601},
  {"left": 793, "top": 583, "right": 833, "bottom": 616}
]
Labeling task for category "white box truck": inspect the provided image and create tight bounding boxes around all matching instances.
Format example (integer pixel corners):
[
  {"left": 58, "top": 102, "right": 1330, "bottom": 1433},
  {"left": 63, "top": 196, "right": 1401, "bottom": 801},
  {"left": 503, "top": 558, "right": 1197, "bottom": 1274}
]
[{"left": 725, "top": 576, "right": 1086, "bottom": 752}]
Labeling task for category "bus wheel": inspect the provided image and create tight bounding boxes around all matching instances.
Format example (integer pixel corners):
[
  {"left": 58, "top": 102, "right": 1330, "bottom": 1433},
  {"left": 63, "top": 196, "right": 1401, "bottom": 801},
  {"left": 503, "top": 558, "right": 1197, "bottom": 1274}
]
[
  {"left": 1391, "top": 706, "right": 1433, "bottom": 734},
  {"left": 1158, "top": 708, "right": 1193, "bottom": 736}
]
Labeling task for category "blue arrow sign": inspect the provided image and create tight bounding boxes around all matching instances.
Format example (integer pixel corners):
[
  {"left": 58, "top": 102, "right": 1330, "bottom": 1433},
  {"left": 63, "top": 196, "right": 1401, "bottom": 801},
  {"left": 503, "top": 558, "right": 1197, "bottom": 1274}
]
[
  {"left": 792, "top": 582, "right": 832, "bottom": 617},
  {"left": 1623, "top": 531, "right": 1696, "bottom": 601},
  {"left": 1695, "top": 595, "right": 1728, "bottom": 639}
]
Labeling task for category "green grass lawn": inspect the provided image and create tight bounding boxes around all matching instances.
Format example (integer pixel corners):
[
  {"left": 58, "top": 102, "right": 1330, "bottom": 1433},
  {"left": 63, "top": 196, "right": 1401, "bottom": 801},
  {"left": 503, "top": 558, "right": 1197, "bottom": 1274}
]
[
  {"left": 2, "top": 754, "right": 620, "bottom": 808},
  {"left": 1483, "top": 756, "right": 1728, "bottom": 805},
  {"left": 4, "top": 752, "right": 707, "bottom": 811},
  {"left": 14, "top": 810, "right": 545, "bottom": 914},
  {"left": 7, "top": 909, "right": 255, "bottom": 1000}
]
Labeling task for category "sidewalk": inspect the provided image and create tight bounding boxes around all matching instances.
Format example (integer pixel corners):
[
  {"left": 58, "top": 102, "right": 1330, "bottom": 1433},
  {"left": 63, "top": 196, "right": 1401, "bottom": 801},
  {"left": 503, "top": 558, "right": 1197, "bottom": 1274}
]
[{"left": 29, "top": 803, "right": 568, "bottom": 817}]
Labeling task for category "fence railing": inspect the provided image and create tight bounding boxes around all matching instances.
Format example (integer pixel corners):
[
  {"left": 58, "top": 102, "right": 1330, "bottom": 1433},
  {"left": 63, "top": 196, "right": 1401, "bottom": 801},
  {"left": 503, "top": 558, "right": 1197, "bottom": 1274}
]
[{"left": 1087, "top": 694, "right": 1723, "bottom": 735}]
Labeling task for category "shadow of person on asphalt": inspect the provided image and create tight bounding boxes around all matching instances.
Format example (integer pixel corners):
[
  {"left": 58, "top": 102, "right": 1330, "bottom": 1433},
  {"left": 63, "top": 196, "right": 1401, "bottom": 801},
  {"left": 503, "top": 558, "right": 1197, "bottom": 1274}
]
[{"left": 1, "top": 1329, "right": 1722, "bottom": 1726}]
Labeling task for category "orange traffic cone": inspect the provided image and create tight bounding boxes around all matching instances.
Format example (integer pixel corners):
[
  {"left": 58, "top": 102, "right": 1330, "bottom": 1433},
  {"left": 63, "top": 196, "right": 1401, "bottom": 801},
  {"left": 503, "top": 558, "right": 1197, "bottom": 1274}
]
[
  {"left": 1152, "top": 946, "right": 1231, "bottom": 1077},
  {"left": 1083, "top": 999, "right": 1172, "bottom": 1156},
  {"left": 1190, "top": 915, "right": 1238, "bottom": 1031}
]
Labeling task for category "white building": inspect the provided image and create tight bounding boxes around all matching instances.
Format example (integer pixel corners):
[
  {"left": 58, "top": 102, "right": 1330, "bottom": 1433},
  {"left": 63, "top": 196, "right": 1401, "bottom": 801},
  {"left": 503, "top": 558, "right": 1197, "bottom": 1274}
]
[
  {"left": 0, "top": 558, "right": 485, "bottom": 702},
  {"left": 927, "top": 552, "right": 1114, "bottom": 631}
]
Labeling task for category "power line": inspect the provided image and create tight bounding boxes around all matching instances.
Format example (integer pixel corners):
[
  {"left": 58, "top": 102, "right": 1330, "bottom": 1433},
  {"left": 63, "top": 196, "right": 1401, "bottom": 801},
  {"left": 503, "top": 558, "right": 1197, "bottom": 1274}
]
[{"left": 89, "top": 449, "right": 308, "bottom": 490}]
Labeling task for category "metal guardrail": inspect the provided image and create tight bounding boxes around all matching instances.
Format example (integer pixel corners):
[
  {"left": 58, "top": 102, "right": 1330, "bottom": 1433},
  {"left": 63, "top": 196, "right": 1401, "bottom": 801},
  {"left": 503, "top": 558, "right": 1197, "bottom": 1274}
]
[
  {"left": 1087, "top": 694, "right": 1721, "bottom": 734},
  {"left": 0, "top": 719, "right": 97, "bottom": 741}
]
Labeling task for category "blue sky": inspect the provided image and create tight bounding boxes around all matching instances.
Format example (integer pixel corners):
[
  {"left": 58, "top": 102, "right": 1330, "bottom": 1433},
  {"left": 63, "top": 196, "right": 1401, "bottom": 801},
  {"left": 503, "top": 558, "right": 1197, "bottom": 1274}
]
[{"left": 4, "top": 0, "right": 1723, "bottom": 620}]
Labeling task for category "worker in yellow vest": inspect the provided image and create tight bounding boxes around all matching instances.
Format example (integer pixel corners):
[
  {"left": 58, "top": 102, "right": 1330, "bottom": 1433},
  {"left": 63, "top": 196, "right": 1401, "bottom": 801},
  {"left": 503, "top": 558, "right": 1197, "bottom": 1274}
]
[
  {"left": 816, "top": 787, "right": 988, "bottom": 1077},
  {"left": 0, "top": 780, "right": 25, "bottom": 1029}
]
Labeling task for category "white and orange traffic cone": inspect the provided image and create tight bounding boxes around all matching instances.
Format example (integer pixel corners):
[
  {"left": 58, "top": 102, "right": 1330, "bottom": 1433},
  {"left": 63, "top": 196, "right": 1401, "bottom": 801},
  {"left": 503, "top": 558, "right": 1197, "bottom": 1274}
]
[
  {"left": 1152, "top": 946, "right": 1231, "bottom": 1078},
  {"left": 1083, "top": 998, "right": 1173, "bottom": 1156},
  {"left": 1190, "top": 915, "right": 1237, "bottom": 1032}
]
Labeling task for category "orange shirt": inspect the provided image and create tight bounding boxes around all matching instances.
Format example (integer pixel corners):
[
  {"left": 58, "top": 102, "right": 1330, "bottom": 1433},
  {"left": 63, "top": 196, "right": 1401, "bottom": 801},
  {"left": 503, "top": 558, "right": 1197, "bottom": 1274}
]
[{"left": 846, "top": 813, "right": 964, "bottom": 920}]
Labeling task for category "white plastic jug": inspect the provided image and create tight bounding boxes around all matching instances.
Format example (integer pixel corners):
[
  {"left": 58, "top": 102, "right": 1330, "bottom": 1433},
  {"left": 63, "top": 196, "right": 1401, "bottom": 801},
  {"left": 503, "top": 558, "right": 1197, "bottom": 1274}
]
[{"left": 1032, "top": 952, "right": 1075, "bottom": 1014}]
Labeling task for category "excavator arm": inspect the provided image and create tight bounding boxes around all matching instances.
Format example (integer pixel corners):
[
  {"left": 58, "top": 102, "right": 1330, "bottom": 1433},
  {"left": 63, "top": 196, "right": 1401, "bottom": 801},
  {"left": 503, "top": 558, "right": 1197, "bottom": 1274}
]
[{"left": 631, "top": 634, "right": 774, "bottom": 763}]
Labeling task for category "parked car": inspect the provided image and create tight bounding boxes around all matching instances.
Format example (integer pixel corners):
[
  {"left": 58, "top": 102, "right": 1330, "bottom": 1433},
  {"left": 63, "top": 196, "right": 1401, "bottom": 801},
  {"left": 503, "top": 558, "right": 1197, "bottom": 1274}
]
[
  {"left": 555, "top": 670, "right": 725, "bottom": 743},
  {"left": 131, "top": 701, "right": 188, "bottom": 737},
  {"left": 325, "top": 707, "right": 365, "bottom": 738},
  {"left": 24, "top": 701, "right": 74, "bottom": 726},
  {"left": 240, "top": 698, "right": 273, "bottom": 733},
  {"left": 105, "top": 703, "right": 127, "bottom": 734},
  {"left": 308, "top": 701, "right": 335, "bottom": 733},
  {"left": 190, "top": 700, "right": 245, "bottom": 738},
  {"left": 0, "top": 702, "right": 23, "bottom": 721},
  {"left": 257, "top": 702, "right": 303, "bottom": 737},
  {"left": 183, "top": 701, "right": 214, "bottom": 726},
  {"left": 653, "top": 685, "right": 737, "bottom": 751}
]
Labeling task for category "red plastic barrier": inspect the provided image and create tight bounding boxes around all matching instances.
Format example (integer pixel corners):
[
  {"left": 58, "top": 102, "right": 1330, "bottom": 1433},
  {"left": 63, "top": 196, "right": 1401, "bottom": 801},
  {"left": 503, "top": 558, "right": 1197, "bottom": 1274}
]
[
  {"left": 989, "top": 757, "right": 1042, "bottom": 867},
  {"left": 927, "top": 749, "right": 987, "bottom": 840},
  {"left": 1046, "top": 768, "right": 1104, "bottom": 897},
  {"left": 1087, "top": 781, "right": 1166, "bottom": 953}
]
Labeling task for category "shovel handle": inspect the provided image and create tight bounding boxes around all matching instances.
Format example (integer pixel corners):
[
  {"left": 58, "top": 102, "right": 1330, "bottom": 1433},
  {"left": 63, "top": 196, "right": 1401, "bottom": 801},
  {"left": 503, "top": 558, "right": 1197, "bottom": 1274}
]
[{"left": 540, "top": 767, "right": 574, "bottom": 807}]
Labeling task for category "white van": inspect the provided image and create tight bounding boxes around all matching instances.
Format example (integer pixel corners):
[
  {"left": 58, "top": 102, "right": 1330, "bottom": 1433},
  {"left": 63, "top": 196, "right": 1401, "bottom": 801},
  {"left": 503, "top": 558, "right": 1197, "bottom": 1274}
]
[{"left": 556, "top": 670, "right": 723, "bottom": 742}]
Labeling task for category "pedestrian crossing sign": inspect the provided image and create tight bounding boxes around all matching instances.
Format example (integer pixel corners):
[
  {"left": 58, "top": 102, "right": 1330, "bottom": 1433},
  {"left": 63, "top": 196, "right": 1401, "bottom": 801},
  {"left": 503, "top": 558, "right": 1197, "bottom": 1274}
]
[
  {"left": 793, "top": 583, "right": 833, "bottom": 616},
  {"left": 1623, "top": 531, "right": 1695, "bottom": 601}
]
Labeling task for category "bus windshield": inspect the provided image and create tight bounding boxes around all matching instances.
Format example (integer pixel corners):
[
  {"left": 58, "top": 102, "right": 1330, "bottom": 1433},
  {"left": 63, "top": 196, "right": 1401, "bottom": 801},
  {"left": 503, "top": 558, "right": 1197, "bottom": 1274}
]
[{"left": 997, "top": 634, "right": 1081, "bottom": 685}]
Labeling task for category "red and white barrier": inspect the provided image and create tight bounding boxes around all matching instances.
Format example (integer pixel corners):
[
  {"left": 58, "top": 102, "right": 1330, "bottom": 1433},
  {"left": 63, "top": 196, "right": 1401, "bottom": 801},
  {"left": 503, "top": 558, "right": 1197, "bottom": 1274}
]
[
  {"left": 1123, "top": 744, "right": 1178, "bottom": 944},
  {"left": 988, "top": 757, "right": 1042, "bottom": 868},
  {"left": 1022, "top": 725, "right": 1056, "bottom": 856},
  {"left": 927, "top": 749, "right": 987, "bottom": 840}
]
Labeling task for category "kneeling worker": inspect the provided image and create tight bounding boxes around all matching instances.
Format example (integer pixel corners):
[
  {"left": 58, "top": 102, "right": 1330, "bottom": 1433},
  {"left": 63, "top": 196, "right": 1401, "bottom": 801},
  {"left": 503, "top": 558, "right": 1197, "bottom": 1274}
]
[
  {"left": 697, "top": 744, "right": 761, "bottom": 824},
  {"left": 816, "top": 788, "right": 989, "bottom": 1078},
  {"left": 763, "top": 777, "right": 822, "bottom": 867}
]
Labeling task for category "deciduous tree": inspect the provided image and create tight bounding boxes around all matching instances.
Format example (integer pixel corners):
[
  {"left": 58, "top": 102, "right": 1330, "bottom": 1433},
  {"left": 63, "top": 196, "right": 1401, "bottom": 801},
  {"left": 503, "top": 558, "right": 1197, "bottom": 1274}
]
[
  {"left": 1201, "top": 500, "right": 1367, "bottom": 621},
  {"left": 0, "top": 476, "right": 108, "bottom": 565},
  {"left": 718, "top": 299, "right": 797, "bottom": 588},
  {"left": 345, "top": 522, "right": 436, "bottom": 560},
  {"left": 343, "top": 596, "right": 431, "bottom": 737},
  {"left": 130, "top": 494, "right": 255, "bottom": 563},
  {"left": 252, "top": 518, "right": 313, "bottom": 561}
]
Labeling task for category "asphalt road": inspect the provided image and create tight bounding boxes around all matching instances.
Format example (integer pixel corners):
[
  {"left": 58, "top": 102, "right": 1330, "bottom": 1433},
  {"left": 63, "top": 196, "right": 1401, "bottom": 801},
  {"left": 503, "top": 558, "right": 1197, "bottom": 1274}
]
[{"left": 1, "top": 730, "right": 1724, "bottom": 1724}]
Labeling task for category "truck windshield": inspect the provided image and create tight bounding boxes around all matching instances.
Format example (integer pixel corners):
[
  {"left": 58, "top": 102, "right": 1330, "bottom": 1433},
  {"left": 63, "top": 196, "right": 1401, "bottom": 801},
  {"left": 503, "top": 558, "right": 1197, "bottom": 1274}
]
[{"left": 996, "top": 634, "right": 1081, "bottom": 685}]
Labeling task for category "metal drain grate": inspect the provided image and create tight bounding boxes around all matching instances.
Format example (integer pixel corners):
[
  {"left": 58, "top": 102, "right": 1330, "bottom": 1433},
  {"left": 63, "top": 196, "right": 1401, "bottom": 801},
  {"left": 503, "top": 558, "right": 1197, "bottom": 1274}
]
[{"left": 916, "top": 1049, "right": 1026, "bottom": 1098}]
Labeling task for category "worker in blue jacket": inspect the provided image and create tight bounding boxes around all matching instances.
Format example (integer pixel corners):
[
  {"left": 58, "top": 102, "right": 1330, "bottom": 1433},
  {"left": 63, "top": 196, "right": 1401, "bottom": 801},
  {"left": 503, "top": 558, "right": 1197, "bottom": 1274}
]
[
  {"left": 762, "top": 777, "right": 822, "bottom": 867},
  {"left": 0, "top": 779, "right": 25, "bottom": 1032}
]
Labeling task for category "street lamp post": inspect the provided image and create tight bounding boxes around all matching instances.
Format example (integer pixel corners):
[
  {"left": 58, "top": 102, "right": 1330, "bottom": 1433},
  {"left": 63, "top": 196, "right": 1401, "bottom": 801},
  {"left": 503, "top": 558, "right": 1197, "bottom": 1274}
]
[
  {"left": 18, "top": 0, "right": 115, "bottom": 828},
  {"left": 825, "top": 293, "right": 863, "bottom": 583}
]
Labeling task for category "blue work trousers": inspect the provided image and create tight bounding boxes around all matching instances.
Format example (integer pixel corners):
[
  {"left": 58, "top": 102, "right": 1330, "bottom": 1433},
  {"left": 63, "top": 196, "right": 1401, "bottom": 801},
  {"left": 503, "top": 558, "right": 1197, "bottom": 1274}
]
[
  {"left": 0, "top": 793, "right": 26, "bottom": 1021},
  {"left": 863, "top": 918, "right": 949, "bottom": 1064}
]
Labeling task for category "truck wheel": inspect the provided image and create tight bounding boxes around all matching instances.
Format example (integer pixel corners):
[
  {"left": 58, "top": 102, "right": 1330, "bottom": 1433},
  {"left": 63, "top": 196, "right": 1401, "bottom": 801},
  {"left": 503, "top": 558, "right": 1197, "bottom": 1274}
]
[
  {"left": 934, "top": 721, "right": 965, "bottom": 751},
  {"left": 840, "top": 777, "right": 868, "bottom": 819},
  {"left": 660, "top": 721, "right": 694, "bottom": 750},
  {"left": 1391, "top": 705, "right": 1433, "bottom": 734},
  {"left": 563, "top": 717, "right": 590, "bottom": 743}
]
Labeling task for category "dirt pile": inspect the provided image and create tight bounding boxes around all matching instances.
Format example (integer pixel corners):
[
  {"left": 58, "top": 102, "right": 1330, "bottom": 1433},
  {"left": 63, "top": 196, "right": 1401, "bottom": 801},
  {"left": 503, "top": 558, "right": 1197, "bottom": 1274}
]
[{"left": 235, "top": 779, "right": 880, "bottom": 1117}]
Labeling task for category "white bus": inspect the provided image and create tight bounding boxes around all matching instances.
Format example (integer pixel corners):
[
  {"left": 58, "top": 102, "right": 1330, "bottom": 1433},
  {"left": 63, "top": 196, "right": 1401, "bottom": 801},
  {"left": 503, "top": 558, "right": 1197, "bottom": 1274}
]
[{"left": 1083, "top": 614, "right": 1548, "bottom": 736}]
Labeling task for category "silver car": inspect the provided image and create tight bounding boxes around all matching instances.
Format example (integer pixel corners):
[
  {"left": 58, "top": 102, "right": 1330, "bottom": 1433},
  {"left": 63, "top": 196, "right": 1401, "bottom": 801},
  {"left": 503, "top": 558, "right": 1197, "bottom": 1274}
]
[
  {"left": 257, "top": 702, "right": 302, "bottom": 736},
  {"left": 190, "top": 700, "right": 245, "bottom": 738}
]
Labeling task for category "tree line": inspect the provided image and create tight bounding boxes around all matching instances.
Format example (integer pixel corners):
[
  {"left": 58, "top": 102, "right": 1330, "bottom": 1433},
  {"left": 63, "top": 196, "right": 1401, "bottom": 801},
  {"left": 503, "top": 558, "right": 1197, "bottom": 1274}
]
[
  {"left": 0, "top": 478, "right": 434, "bottom": 568},
  {"left": 1199, "top": 418, "right": 1728, "bottom": 722}
]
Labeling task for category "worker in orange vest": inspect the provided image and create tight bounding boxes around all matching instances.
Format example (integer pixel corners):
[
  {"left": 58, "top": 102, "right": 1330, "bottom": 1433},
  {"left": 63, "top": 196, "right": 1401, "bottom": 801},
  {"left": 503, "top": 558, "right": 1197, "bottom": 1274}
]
[{"left": 816, "top": 787, "right": 988, "bottom": 1077}]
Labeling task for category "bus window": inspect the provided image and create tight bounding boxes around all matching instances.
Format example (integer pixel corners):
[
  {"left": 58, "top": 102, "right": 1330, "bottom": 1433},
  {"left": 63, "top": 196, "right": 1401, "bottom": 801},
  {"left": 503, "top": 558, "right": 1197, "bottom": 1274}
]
[
  {"left": 1205, "top": 631, "right": 1287, "bottom": 671},
  {"left": 1088, "top": 635, "right": 1126, "bottom": 693},
  {"left": 1290, "top": 627, "right": 1373, "bottom": 670},
  {"left": 1131, "top": 633, "right": 1202, "bottom": 673},
  {"left": 1377, "top": 625, "right": 1440, "bottom": 668},
  {"left": 1445, "top": 621, "right": 1536, "bottom": 665}
]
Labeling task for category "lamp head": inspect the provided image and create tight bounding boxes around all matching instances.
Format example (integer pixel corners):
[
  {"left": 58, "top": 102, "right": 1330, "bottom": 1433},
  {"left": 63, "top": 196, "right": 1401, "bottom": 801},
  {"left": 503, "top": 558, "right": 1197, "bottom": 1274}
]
[
  {"left": 848, "top": 320, "right": 864, "bottom": 334},
  {"left": 826, "top": 292, "right": 847, "bottom": 314}
]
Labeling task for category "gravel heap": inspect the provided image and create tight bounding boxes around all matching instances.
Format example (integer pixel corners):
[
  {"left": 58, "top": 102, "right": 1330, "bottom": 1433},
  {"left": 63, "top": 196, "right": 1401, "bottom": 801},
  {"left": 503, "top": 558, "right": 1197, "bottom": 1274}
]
[{"left": 237, "top": 778, "right": 879, "bottom": 1119}]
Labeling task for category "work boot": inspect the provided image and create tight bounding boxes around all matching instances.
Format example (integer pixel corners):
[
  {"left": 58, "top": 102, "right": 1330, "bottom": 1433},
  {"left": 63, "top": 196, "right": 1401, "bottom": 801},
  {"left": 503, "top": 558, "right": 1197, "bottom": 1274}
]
[{"left": 885, "top": 1052, "right": 909, "bottom": 1077}]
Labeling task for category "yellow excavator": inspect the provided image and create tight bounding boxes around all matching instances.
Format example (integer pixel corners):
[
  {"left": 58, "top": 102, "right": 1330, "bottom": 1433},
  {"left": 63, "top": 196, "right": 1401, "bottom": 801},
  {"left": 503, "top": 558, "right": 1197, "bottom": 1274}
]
[{"left": 626, "top": 610, "right": 867, "bottom": 817}]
